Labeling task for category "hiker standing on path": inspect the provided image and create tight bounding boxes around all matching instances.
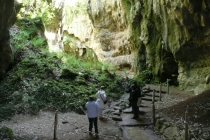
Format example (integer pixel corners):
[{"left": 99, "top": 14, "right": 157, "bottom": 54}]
[
  {"left": 96, "top": 86, "right": 107, "bottom": 120},
  {"left": 85, "top": 96, "right": 100, "bottom": 137},
  {"left": 126, "top": 82, "right": 141, "bottom": 119}
]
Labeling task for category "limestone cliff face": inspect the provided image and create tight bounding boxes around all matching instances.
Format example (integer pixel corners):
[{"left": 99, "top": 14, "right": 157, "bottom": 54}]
[
  {"left": 136, "top": 0, "right": 210, "bottom": 94},
  {"left": 23, "top": 0, "right": 210, "bottom": 94},
  {"left": 0, "top": 0, "right": 18, "bottom": 79},
  {"left": 43, "top": 0, "right": 136, "bottom": 71}
]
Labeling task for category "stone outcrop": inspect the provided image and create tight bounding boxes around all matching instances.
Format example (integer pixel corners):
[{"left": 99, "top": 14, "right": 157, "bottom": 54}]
[
  {"left": 40, "top": 0, "right": 135, "bottom": 71},
  {"left": 0, "top": 0, "right": 19, "bottom": 79},
  {"left": 10, "top": 0, "right": 210, "bottom": 94},
  {"left": 130, "top": 0, "right": 210, "bottom": 94}
]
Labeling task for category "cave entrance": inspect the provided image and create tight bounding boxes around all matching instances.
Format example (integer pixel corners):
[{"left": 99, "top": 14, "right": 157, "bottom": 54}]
[{"left": 160, "top": 51, "right": 179, "bottom": 86}]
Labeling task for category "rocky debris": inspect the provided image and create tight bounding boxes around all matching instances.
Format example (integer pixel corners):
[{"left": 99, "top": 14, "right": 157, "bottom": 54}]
[
  {"left": 112, "top": 106, "right": 121, "bottom": 110},
  {"left": 111, "top": 116, "right": 122, "bottom": 121},
  {"left": 122, "top": 108, "right": 132, "bottom": 113},
  {"left": 113, "top": 110, "right": 121, "bottom": 116}
]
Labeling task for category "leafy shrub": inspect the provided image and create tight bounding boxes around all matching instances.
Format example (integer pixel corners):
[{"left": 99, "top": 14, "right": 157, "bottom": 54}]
[
  {"left": 30, "top": 37, "right": 46, "bottom": 47},
  {"left": 10, "top": 91, "right": 23, "bottom": 104},
  {"left": 140, "top": 70, "right": 153, "bottom": 83},
  {"left": 0, "top": 104, "right": 15, "bottom": 121},
  {"left": 0, "top": 89, "right": 10, "bottom": 104},
  {"left": 0, "top": 126, "right": 14, "bottom": 140}
]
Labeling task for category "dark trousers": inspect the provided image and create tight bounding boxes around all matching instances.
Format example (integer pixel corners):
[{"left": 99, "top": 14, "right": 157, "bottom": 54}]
[
  {"left": 131, "top": 101, "right": 139, "bottom": 118},
  {"left": 88, "top": 117, "right": 98, "bottom": 134}
]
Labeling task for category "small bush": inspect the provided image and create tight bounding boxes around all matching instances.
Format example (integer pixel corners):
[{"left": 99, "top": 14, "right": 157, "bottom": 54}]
[
  {"left": 0, "top": 89, "right": 10, "bottom": 104},
  {"left": 0, "top": 126, "right": 14, "bottom": 140},
  {"left": 140, "top": 70, "right": 153, "bottom": 83},
  {"left": 0, "top": 104, "right": 15, "bottom": 121}
]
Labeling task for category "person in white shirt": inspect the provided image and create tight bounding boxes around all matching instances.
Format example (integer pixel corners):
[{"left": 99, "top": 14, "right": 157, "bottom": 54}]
[
  {"left": 85, "top": 96, "right": 100, "bottom": 136},
  {"left": 96, "top": 86, "right": 107, "bottom": 120}
]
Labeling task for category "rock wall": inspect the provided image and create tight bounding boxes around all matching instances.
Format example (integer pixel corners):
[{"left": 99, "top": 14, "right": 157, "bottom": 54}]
[
  {"left": 0, "top": 0, "right": 18, "bottom": 79},
  {"left": 137, "top": 0, "right": 210, "bottom": 94},
  {"left": 43, "top": 0, "right": 136, "bottom": 72},
  {"left": 17, "top": 0, "right": 210, "bottom": 94}
]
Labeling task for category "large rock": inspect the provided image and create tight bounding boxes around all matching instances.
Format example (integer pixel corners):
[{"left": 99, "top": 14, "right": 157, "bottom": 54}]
[{"left": 0, "top": 0, "right": 19, "bottom": 79}]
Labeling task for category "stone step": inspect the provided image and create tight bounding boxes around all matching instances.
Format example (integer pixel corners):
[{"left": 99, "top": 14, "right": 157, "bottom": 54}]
[
  {"left": 144, "top": 92, "right": 160, "bottom": 97},
  {"left": 118, "top": 113, "right": 152, "bottom": 127},
  {"left": 122, "top": 107, "right": 150, "bottom": 114},
  {"left": 142, "top": 89, "right": 167, "bottom": 94},
  {"left": 138, "top": 104, "right": 149, "bottom": 108},
  {"left": 141, "top": 97, "right": 159, "bottom": 102},
  {"left": 112, "top": 115, "right": 122, "bottom": 121},
  {"left": 139, "top": 107, "right": 150, "bottom": 111},
  {"left": 123, "top": 110, "right": 147, "bottom": 114}
]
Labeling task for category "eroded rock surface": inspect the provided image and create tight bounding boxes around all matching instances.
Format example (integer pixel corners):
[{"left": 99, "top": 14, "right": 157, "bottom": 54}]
[{"left": 0, "top": 0, "right": 19, "bottom": 79}]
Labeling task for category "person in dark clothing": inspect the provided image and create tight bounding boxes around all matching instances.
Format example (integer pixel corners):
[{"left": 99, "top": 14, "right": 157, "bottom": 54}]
[{"left": 126, "top": 82, "right": 141, "bottom": 119}]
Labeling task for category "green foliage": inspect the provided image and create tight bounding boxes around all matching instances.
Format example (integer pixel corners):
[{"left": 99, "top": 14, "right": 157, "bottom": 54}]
[
  {"left": 0, "top": 88, "right": 10, "bottom": 104},
  {"left": 37, "top": 2, "right": 56, "bottom": 26},
  {"left": 140, "top": 70, "right": 154, "bottom": 84},
  {"left": 0, "top": 104, "right": 15, "bottom": 121},
  {"left": 97, "top": 73, "right": 107, "bottom": 84},
  {"left": 0, "top": 126, "right": 14, "bottom": 140},
  {"left": 63, "top": 35, "right": 73, "bottom": 45},
  {"left": 10, "top": 91, "right": 23, "bottom": 104},
  {"left": 121, "top": 0, "right": 132, "bottom": 20},
  {"left": 29, "top": 80, "right": 89, "bottom": 112},
  {"left": 59, "top": 53, "right": 107, "bottom": 72},
  {"left": 102, "top": 62, "right": 114, "bottom": 71},
  {"left": 18, "top": 0, "right": 57, "bottom": 26},
  {"left": 30, "top": 37, "right": 46, "bottom": 47},
  {"left": 11, "top": 30, "right": 30, "bottom": 50},
  {"left": 133, "top": 75, "right": 143, "bottom": 84},
  {"left": 11, "top": 17, "right": 47, "bottom": 51}
]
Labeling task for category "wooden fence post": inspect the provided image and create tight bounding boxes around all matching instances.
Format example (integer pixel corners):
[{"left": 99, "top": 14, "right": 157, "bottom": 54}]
[
  {"left": 152, "top": 102, "right": 155, "bottom": 126},
  {"left": 54, "top": 112, "right": 58, "bottom": 140},
  {"left": 159, "top": 82, "right": 162, "bottom": 101},
  {"left": 167, "top": 79, "right": 170, "bottom": 94},
  {"left": 152, "top": 89, "right": 155, "bottom": 103},
  {"left": 185, "top": 106, "right": 189, "bottom": 140},
  {"left": 152, "top": 90, "right": 155, "bottom": 126}
]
